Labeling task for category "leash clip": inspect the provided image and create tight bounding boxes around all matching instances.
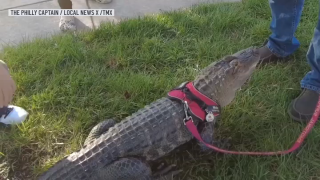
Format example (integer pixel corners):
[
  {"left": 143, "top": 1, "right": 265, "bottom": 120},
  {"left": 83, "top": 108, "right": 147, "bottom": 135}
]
[{"left": 183, "top": 101, "right": 193, "bottom": 125}]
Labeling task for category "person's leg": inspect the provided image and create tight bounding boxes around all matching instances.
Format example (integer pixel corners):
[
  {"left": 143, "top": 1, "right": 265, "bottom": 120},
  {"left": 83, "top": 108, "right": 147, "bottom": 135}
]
[
  {"left": 259, "top": 0, "right": 305, "bottom": 63},
  {"left": 58, "top": 0, "right": 76, "bottom": 32},
  {"left": 288, "top": 6, "right": 320, "bottom": 122},
  {"left": 58, "top": 0, "right": 72, "bottom": 9}
]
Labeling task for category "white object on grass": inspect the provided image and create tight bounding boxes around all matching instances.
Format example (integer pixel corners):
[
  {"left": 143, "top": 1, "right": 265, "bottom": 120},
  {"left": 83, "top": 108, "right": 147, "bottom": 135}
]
[{"left": 0, "top": 105, "right": 29, "bottom": 125}]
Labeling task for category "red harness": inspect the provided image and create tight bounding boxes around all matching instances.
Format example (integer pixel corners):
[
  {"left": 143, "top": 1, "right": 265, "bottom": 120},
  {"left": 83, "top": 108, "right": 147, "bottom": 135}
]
[
  {"left": 168, "top": 82, "right": 221, "bottom": 123},
  {"left": 167, "top": 82, "right": 320, "bottom": 156}
]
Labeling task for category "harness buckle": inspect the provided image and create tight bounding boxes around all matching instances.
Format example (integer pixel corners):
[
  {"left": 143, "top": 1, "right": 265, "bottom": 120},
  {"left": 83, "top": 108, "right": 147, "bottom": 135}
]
[{"left": 183, "top": 116, "right": 193, "bottom": 125}]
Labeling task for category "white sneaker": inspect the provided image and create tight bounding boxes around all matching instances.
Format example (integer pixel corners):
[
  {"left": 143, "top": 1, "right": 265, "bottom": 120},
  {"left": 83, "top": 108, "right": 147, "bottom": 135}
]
[{"left": 0, "top": 105, "right": 29, "bottom": 125}]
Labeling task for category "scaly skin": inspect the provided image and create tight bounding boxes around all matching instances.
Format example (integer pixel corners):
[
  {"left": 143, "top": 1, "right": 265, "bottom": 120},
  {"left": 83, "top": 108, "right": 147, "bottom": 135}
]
[
  {"left": 39, "top": 97, "right": 193, "bottom": 180},
  {"left": 38, "top": 47, "right": 260, "bottom": 180},
  {"left": 83, "top": 119, "right": 117, "bottom": 146}
]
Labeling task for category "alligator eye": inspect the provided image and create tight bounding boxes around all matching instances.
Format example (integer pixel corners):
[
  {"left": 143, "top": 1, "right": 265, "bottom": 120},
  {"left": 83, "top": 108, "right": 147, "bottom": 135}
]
[
  {"left": 230, "top": 60, "right": 239, "bottom": 67},
  {"left": 224, "top": 56, "right": 237, "bottom": 62},
  {"left": 230, "top": 61, "right": 240, "bottom": 74}
]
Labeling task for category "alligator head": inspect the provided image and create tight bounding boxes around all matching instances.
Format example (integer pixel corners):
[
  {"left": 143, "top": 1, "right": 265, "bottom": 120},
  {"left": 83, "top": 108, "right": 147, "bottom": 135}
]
[{"left": 194, "top": 47, "right": 260, "bottom": 107}]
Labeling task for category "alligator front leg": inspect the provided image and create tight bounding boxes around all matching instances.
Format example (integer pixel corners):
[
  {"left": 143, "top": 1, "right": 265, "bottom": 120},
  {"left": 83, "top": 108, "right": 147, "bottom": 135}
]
[
  {"left": 94, "top": 157, "right": 152, "bottom": 180},
  {"left": 84, "top": 119, "right": 116, "bottom": 146},
  {"left": 94, "top": 157, "right": 180, "bottom": 180},
  {"left": 95, "top": 158, "right": 181, "bottom": 180},
  {"left": 198, "top": 122, "right": 230, "bottom": 152}
]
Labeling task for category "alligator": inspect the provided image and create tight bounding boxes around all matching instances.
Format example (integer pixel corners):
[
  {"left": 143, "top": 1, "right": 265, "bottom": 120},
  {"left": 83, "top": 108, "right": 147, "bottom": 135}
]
[{"left": 38, "top": 47, "right": 260, "bottom": 180}]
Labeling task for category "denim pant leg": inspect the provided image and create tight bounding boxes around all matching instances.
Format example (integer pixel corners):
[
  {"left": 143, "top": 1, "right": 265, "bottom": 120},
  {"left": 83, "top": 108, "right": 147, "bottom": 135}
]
[
  {"left": 267, "top": 0, "right": 305, "bottom": 57},
  {"left": 300, "top": 7, "right": 320, "bottom": 93}
]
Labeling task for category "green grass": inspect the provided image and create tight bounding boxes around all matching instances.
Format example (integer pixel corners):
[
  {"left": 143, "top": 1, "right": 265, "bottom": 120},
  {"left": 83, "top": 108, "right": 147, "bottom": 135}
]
[{"left": 1, "top": 0, "right": 320, "bottom": 179}]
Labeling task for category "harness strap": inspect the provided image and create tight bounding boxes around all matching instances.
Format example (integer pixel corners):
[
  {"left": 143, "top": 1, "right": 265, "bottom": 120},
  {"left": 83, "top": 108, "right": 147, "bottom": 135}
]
[{"left": 167, "top": 82, "right": 220, "bottom": 121}]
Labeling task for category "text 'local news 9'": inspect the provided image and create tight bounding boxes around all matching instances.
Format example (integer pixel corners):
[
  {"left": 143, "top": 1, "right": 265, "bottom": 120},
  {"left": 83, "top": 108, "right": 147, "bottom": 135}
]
[{"left": 8, "top": 9, "right": 115, "bottom": 16}]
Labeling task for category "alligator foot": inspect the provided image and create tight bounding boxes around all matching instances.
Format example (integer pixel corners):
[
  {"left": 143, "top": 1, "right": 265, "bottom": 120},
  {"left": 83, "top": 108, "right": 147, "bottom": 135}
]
[
  {"left": 153, "top": 163, "right": 182, "bottom": 180},
  {"left": 215, "top": 138, "right": 232, "bottom": 149},
  {"left": 198, "top": 122, "right": 215, "bottom": 152},
  {"left": 96, "top": 157, "right": 153, "bottom": 180},
  {"left": 198, "top": 122, "right": 231, "bottom": 152},
  {"left": 84, "top": 119, "right": 116, "bottom": 146}
]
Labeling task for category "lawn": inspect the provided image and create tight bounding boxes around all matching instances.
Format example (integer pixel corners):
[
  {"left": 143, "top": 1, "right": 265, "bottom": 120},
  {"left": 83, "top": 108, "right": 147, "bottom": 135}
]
[{"left": 1, "top": 0, "right": 320, "bottom": 179}]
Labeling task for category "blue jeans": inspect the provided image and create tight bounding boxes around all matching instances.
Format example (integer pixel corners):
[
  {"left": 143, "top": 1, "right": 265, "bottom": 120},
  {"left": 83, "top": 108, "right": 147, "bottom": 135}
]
[{"left": 267, "top": 0, "right": 320, "bottom": 93}]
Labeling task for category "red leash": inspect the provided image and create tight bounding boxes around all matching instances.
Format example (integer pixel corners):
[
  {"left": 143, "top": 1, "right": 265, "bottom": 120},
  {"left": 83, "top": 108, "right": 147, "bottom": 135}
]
[
  {"left": 185, "top": 96, "right": 320, "bottom": 155},
  {"left": 168, "top": 82, "right": 320, "bottom": 156}
]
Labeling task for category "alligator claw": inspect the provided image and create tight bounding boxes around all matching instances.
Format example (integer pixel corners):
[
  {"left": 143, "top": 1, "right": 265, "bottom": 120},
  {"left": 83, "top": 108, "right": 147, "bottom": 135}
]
[{"left": 153, "top": 164, "right": 182, "bottom": 180}]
